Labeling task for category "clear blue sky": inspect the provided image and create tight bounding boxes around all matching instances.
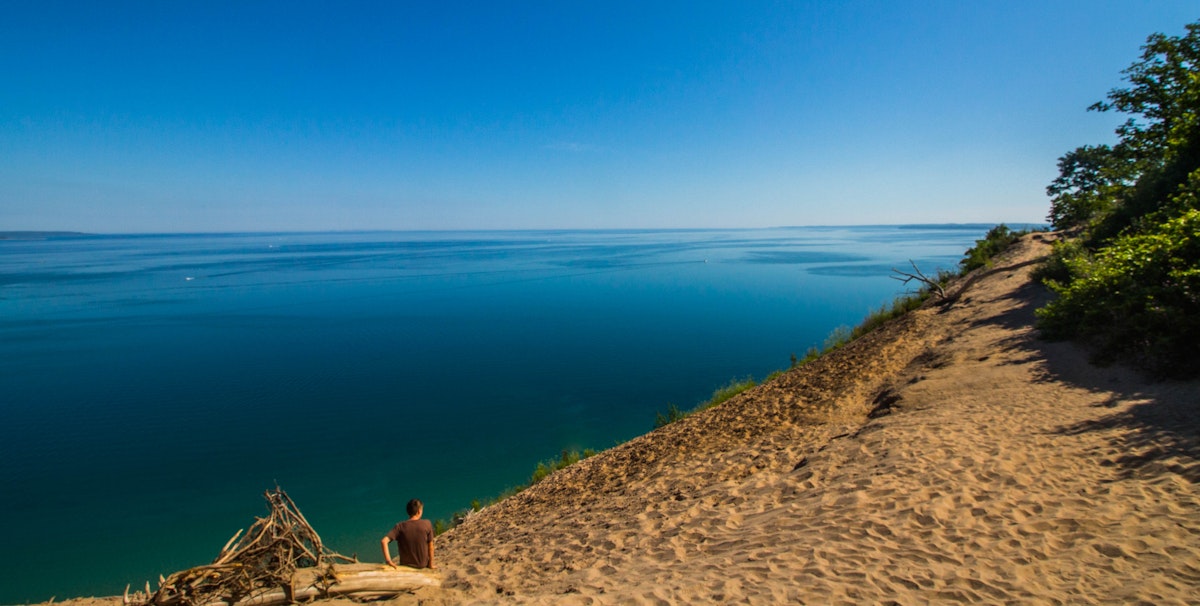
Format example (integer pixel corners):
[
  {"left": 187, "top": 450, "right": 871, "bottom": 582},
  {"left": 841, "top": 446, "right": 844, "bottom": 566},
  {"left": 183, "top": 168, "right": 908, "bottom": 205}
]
[{"left": 2, "top": 1, "right": 1196, "bottom": 232}]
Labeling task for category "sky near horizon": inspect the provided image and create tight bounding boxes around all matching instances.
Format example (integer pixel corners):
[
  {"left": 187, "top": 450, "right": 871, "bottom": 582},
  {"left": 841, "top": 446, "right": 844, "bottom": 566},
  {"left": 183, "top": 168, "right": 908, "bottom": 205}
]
[{"left": 1, "top": 2, "right": 1196, "bottom": 233}]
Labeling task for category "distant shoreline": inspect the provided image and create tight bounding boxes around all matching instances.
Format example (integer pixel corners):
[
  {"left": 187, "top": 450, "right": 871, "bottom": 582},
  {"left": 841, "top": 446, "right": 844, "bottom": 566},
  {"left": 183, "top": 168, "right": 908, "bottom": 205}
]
[
  {"left": 0, "top": 231, "right": 90, "bottom": 240},
  {"left": 0, "top": 224, "right": 1047, "bottom": 240}
]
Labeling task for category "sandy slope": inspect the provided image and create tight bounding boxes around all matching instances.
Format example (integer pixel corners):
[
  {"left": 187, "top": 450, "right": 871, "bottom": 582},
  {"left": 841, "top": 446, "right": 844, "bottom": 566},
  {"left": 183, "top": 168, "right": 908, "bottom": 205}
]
[
  {"left": 425, "top": 233, "right": 1200, "bottom": 604},
  {"left": 54, "top": 234, "right": 1200, "bottom": 605}
]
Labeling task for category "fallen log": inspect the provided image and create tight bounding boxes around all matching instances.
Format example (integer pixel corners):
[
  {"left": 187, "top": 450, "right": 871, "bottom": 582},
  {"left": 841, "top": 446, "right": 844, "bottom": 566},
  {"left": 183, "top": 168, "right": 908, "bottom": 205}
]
[{"left": 218, "top": 564, "right": 441, "bottom": 606}]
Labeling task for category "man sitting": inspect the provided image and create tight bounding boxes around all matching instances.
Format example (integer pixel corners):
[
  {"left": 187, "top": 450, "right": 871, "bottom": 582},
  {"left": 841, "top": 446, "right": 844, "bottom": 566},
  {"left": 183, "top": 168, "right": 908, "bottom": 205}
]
[{"left": 381, "top": 498, "right": 435, "bottom": 569}]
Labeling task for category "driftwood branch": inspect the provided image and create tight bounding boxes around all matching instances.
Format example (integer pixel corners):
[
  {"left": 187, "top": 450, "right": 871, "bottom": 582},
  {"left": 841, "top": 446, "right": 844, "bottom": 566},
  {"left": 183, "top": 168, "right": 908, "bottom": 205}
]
[
  {"left": 890, "top": 260, "right": 947, "bottom": 300},
  {"left": 221, "top": 565, "right": 440, "bottom": 606},
  {"left": 124, "top": 488, "right": 432, "bottom": 606}
]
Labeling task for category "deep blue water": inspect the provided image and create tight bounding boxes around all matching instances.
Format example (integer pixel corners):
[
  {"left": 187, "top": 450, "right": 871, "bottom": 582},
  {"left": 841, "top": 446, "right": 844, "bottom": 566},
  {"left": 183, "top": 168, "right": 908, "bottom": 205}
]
[{"left": 0, "top": 226, "right": 999, "bottom": 603}]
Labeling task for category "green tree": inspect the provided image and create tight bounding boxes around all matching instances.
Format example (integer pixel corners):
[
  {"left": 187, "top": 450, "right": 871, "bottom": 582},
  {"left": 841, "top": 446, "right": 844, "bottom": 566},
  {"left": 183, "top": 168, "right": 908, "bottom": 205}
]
[
  {"left": 1038, "top": 20, "right": 1200, "bottom": 377},
  {"left": 1045, "top": 145, "right": 1131, "bottom": 229},
  {"left": 1047, "top": 21, "right": 1200, "bottom": 236},
  {"left": 1095, "top": 23, "right": 1200, "bottom": 164},
  {"left": 960, "top": 224, "right": 1021, "bottom": 271},
  {"left": 1089, "top": 21, "right": 1200, "bottom": 238},
  {"left": 1037, "top": 205, "right": 1200, "bottom": 377}
]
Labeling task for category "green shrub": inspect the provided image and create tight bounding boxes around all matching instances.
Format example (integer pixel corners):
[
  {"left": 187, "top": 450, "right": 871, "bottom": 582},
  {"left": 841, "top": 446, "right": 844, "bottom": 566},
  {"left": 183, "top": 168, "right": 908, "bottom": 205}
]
[
  {"left": 1037, "top": 208, "right": 1200, "bottom": 376},
  {"left": 651, "top": 376, "right": 758, "bottom": 429},
  {"left": 434, "top": 448, "right": 599, "bottom": 534},
  {"left": 653, "top": 403, "right": 686, "bottom": 428},
  {"left": 1031, "top": 238, "right": 1088, "bottom": 286},
  {"left": 704, "top": 376, "right": 757, "bottom": 408},
  {"left": 530, "top": 461, "right": 554, "bottom": 484},
  {"left": 822, "top": 326, "right": 853, "bottom": 351},
  {"left": 961, "top": 224, "right": 1023, "bottom": 272},
  {"left": 799, "top": 346, "right": 820, "bottom": 365},
  {"left": 851, "top": 293, "right": 926, "bottom": 341},
  {"left": 529, "top": 449, "right": 597, "bottom": 484}
]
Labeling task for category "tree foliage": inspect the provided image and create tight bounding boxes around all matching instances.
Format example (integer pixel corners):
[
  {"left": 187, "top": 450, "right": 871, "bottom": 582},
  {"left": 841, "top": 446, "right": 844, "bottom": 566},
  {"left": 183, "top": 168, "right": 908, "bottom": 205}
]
[
  {"left": 1094, "top": 24, "right": 1200, "bottom": 164},
  {"left": 960, "top": 224, "right": 1022, "bottom": 272},
  {"left": 1038, "top": 204, "right": 1200, "bottom": 377},
  {"left": 1046, "top": 145, "right": 1131, "bottom": 229},
  {"left": 1047, "top": 21, "right": 1200, "bottom": 236},
  {"left": 1039, "top": 20, "right": 1200, "bottom": 377}
]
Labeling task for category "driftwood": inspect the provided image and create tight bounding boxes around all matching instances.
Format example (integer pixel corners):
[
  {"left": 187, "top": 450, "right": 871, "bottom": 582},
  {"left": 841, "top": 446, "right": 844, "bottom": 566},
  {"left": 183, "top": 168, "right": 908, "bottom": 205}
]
[
  {"left": 125, "top": 488, "right": 439, "bottom": 606},
  {"left": 891, "top": 256, "right": 1043, "bottom": 309},
  {"left": 147, "top": 564, "right": 439, "bottom": 606},
  {"left": 890, "top": 260, "right": 948, "bottom": 300}
]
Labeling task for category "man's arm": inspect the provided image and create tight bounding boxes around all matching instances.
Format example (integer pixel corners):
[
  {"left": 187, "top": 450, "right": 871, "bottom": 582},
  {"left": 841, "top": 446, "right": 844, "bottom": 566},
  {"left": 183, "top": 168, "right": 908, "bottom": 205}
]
[
  {"left": 427, "top": 538, "right": 435, "bottom": 569},
  {"left": 380, "top": 536, "right": 396, "bottom": 567}
]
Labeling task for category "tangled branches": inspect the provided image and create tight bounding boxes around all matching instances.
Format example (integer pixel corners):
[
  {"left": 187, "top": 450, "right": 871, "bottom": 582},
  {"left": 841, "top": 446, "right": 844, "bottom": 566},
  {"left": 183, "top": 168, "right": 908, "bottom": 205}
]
[
  {"left": 890, "top": 260, "right": 948, "bottom": 301},
  {"left": 127, "top": 487, "right": 356, "bottom": 606}
]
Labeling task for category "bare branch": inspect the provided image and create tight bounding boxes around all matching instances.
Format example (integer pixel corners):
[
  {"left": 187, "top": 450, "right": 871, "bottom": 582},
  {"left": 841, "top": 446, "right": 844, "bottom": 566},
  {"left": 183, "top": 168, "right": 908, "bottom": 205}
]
[
  {"left": 132, "top": 487, "right": 370, "bottom": 606},
  {"left": 890, "top": 260, "right": 947, "bottom": 300}
]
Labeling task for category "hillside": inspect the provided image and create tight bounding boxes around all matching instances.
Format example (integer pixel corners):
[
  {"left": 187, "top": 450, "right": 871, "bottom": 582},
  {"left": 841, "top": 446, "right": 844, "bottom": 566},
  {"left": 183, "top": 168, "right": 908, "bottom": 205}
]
[
  {"left": 430, "top": 233, "right": 1200, "bottom": 603},
  {"left": 51, "top": 234, "right": 1200, "bottom": 605}
]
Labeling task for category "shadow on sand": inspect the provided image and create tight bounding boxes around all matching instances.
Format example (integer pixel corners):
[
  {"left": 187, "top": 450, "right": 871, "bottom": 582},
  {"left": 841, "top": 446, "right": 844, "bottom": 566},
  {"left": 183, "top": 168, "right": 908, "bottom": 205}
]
[{"left": 958, "top": 265, "right": 1200, "bottom": 484}]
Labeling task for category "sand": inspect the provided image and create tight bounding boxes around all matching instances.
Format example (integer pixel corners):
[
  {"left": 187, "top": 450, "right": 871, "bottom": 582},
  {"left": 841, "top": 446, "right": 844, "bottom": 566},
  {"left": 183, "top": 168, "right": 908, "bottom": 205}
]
[{"left": 53, "top": 234, "right": 1200, "bottom": 605}]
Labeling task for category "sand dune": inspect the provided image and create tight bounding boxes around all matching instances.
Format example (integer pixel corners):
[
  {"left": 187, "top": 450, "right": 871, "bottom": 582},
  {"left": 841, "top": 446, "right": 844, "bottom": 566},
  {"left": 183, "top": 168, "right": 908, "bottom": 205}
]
[
  {"left": 423, "top": 234, "right": 1200, "bottom": 604},
  {"left": 55, "top": 234, "right": 1200, "bottom": 605}
]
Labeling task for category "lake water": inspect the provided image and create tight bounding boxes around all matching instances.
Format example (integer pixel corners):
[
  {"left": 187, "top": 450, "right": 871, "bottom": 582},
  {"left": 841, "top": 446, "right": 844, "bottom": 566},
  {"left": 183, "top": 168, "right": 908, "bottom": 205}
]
[{"left": 0, "top": 226, "right": 996, "bottom": 603}]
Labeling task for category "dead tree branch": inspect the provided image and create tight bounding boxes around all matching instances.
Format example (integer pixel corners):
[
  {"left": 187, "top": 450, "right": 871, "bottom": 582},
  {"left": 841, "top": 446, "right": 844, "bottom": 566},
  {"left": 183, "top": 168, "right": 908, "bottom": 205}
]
[
  {"left": 125, "top": 487, "right": 374, "bottom": 606},
  {"left": 890, "top": 260, "right": 948, "bottom": 300}
]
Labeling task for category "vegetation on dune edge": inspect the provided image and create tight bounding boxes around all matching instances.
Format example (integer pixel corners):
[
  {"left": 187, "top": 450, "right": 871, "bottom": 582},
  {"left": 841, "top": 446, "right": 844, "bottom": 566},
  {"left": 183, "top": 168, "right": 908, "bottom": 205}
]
[
  {"left": 433, "top": 223, "right": 1028, "bottom": 535},
  {"left": 1035, "top": 20, "right": 1200, "bottom": 378},
  {"left": 442, "top": 15, "right": 1200, "bottom": 534},
  {"left": 435, "top": 13, "right": 1200, "bottom": 541}
]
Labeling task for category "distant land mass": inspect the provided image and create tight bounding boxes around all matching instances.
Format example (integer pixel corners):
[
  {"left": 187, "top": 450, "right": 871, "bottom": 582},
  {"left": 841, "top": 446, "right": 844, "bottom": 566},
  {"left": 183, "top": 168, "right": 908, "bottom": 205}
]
[{"left": 0, "top": 231, "right": 90, "bottom": 240}]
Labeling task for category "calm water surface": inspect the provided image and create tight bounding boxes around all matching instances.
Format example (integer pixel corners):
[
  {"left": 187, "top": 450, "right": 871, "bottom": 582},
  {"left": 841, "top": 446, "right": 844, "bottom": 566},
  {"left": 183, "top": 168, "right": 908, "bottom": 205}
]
[{"left": 0, "top": 226, "right": 996, "bottom": 602}]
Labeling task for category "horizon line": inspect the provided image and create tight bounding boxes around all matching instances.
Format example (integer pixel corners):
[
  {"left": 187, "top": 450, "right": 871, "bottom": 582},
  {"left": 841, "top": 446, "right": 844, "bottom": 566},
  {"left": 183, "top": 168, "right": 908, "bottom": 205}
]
[{"left": 0, "top": 222, "right": 1047, "bottom": 239}]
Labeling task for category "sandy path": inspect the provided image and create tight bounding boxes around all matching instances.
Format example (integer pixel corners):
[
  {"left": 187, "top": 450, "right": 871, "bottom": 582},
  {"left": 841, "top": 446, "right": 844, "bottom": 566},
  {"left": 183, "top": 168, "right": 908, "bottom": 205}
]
[{"left": 425, "top": 234, "right": 1200, "bottom": 605}]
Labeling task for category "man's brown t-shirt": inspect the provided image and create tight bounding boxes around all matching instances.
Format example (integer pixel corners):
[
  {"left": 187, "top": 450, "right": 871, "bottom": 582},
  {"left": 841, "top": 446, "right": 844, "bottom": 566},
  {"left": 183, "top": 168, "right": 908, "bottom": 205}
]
[{"left": 386, "top": 519, "right": 433, "bottom": 568}]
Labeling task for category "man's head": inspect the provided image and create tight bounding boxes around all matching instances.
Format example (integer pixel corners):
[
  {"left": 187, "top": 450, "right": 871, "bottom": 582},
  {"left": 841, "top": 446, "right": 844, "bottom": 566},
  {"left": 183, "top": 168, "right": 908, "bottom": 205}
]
[{"left": 406, "top": 498, "right": 423, "bottom": 518}]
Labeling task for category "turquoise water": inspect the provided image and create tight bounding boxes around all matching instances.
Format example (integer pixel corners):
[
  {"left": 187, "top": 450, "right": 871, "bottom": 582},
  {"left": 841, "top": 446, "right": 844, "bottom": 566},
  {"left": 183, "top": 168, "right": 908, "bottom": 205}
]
[{"left": 0, "top": 226, "right": 995, "bottom": 603}]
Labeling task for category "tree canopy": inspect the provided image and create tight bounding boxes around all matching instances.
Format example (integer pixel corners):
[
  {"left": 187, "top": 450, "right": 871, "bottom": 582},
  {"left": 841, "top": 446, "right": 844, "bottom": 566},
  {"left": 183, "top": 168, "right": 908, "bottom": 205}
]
[
  {"left": 1047, "top": 21, "right": 1200, "bottom": 235},
  {"left": 1038, "top": 20, "right": 1200, "bottom": 377}
]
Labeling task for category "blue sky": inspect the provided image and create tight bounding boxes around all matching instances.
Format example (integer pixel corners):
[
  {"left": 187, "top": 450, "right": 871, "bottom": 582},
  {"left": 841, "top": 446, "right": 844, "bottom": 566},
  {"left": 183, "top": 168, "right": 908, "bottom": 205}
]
[{"left": 2, "top": 2, "right": 1196, "bottom": 232}]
